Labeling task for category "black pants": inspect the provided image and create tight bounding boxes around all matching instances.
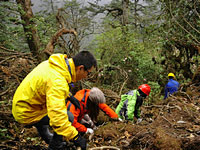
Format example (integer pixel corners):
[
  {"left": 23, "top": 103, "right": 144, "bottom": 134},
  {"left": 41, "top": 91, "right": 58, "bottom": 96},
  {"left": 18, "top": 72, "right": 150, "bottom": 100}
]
[
  {"left": 32, "top": 111, "right": 74, "bottom": 144},
  {"left": 32, "top": 115, "right": 52, "bottom": 144}
]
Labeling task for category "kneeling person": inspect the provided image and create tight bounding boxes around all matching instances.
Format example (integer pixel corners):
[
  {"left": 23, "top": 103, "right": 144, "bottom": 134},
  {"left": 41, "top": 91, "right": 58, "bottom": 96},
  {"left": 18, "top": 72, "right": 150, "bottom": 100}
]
[
  {"left": 66, "top": 87, "right": 119, "bottom": 134},
  {"left": 115, "top": 84, "right": 151, "bottom": 123}
]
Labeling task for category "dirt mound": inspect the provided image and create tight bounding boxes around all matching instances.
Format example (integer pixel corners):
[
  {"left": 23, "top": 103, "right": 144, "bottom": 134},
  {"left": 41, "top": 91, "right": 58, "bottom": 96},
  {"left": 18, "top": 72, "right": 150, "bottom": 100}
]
[{"left": 88, "top": 85, "right": 200, "bottom": 150}]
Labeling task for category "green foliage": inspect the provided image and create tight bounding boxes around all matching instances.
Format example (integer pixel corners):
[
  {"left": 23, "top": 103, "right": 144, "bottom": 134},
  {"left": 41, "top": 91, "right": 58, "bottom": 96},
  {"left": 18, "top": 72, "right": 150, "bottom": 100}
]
[
  {"left": 90, "top": 24, "right": 164, "bottom": 92},
  {"left": 147, "top": 81, "right": 162, "bottom": 104},
  {"left": 34, "top": 13, "right": 57, "bottom": 51},
  {"left": 0, "top": 1, "right": 29, "bottom": 52},
  {"left": 159, "top": 0, "right": 200, "bottom": 80},
  {"left": 0, "top": 128, "right": 12, "bottom": 140}
]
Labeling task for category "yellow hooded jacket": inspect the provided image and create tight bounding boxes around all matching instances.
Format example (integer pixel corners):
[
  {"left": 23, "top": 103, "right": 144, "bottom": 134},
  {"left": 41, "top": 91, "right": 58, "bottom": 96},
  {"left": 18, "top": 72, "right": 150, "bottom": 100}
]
[{"left": 12, "top": 54, "right": 78, "bottom": 140}]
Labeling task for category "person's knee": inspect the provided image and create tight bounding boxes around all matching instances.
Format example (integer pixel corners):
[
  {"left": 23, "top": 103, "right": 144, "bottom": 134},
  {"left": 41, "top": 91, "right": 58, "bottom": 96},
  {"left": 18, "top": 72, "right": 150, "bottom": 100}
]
[{"left": 34, "top": 115, "right": 50, "bottom": 127}]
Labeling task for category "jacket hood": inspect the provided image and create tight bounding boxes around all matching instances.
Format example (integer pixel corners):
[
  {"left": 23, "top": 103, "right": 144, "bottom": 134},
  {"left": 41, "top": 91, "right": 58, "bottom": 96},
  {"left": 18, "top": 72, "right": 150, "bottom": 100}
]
[{"left": 48, "top": 54, "right": 76, "bottom": 83}]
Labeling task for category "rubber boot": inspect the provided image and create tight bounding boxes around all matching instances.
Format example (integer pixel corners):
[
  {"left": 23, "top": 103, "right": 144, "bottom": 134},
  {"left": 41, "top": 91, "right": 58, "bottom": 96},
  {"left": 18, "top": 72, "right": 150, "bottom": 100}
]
[
  {"left": 48, "top": 132, "right": 66, "bottom": 150},
  {"left": 36, "top": 125, "right": 53, "bottom": 144}
]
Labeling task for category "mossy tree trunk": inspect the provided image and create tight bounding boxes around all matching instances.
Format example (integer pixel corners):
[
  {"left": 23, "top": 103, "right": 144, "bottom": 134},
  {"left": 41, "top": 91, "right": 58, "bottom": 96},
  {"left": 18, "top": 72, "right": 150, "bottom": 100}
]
[{"left": 16, "top": 0, "right": 41, "bottom": 61}]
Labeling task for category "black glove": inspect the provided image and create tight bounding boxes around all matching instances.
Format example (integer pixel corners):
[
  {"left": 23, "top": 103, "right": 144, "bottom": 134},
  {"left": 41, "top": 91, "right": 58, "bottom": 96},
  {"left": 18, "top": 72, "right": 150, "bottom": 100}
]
[
  {"left": 72, "top": 134, "right": 87, "bottom": 150},
  {"left": 67, "top": 95, "right": 80, "bottom": 109}
]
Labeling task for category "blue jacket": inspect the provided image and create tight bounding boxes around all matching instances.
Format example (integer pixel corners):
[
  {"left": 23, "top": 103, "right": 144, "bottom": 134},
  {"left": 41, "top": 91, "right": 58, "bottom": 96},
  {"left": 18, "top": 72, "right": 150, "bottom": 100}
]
[{"left": 164, "top": 79, "right": 180, "bottom": 99}]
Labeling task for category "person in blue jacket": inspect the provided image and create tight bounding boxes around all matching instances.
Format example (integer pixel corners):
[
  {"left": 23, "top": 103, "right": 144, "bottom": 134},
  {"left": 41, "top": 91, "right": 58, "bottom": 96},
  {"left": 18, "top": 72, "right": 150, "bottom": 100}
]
[{"left": 164, "top": 73, "right": 180, "bottom": 99}]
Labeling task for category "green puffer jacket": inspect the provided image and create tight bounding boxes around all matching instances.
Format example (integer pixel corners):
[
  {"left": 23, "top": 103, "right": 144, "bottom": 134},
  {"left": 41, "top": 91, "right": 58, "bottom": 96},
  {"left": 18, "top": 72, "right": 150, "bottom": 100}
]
[{"left": 115, "top": 89, "right": 141, "bottom": 120}]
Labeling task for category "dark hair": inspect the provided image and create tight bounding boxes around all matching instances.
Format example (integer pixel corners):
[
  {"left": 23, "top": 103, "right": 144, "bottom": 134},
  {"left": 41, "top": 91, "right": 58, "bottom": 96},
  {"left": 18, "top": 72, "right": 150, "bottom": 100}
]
[
  {"left": 168, "top": 76, "right": 174, "bottom": 79},
  {"left": 73, "top": 51, "right": 97, "bottom": 70},
  {"left": 87, "top": 99, "right": 99, "bottom": 121},
  {"left": 138, "top": 89, "right": 147, "bottom": 98}
]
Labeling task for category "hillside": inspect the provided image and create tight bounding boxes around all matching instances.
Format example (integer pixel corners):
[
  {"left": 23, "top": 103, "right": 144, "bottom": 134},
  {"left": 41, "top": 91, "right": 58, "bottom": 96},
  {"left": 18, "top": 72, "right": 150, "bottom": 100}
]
[{"left": 0, "top": 53, "right": 200, "bottom": 150}]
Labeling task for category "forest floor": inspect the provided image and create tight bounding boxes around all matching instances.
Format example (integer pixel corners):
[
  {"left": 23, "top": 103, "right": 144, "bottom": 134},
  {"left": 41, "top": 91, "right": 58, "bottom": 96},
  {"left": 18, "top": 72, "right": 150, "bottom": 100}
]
[
  {"left": 0, "top": 53, "right": 200, "bottom": 150},
  {"left": 0, "top": 85, "right": 200, "bottom": 150}
]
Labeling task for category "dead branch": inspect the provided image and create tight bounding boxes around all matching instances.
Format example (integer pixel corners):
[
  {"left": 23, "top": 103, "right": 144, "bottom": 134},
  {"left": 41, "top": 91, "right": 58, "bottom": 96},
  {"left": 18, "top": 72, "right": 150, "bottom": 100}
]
[
  {"left": 184, "top": 105, "right": 193, "bottom": 118},
  {"left": 0, "top": 56, "right": 17, "bottom": 65},
  {"left": 43, "top": 28, "right": 77, "bottom": 56},
  {"left": 0, "top": 46, "right": 15, "bottom": 52},
  {"left": 11, "top": 74, "right": 21, "bottom": 84},
  {"left": 161, "top": 116, "right": 174, "bottom": 127},
  {"left": 0, "top": 144, "right": 17, "bottom": 150},
  {"left": 179, "top": 87, "right": 192, "bottom": 102},
  {"left": 182, "top": 15, "right": 200, "bottom": 34}
]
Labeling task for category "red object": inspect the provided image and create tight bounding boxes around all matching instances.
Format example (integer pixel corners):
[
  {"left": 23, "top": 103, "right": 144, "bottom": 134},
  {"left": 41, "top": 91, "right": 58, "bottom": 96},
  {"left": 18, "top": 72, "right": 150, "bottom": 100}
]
[
  {"left": 138, "top": 84, "right": 151, "bottom": 96},
  {"left": 66, "top": 89, "right": 118, "bottom": 133}
]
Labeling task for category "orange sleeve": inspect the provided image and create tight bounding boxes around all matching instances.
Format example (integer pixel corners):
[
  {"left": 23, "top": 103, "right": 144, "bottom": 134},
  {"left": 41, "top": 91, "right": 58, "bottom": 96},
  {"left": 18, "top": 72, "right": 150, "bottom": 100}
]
[
  {"left": 99, "top": 103, "right": 118, "bottom": 118},
  {"left": 68, "top": 104, "right": 87, "bottom": 133}
]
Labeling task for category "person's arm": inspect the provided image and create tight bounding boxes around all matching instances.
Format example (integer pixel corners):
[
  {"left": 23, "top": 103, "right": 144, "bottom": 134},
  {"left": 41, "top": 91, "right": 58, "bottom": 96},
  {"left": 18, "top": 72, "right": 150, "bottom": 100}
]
[
  {"left": 46, "top": 79, "right": 78, "bottom": 140},
  {"left": 134, "top": 107, "right": 141, "bottom": 119},
  {"left": 99, "top": 103, "right": 118, "bottom": 118}
]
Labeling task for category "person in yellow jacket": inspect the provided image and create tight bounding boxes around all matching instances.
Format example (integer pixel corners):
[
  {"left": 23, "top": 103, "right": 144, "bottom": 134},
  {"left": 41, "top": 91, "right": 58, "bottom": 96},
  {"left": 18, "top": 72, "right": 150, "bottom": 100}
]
[{"left": 12, "top": 51, "right": 97, "bottom": 150}]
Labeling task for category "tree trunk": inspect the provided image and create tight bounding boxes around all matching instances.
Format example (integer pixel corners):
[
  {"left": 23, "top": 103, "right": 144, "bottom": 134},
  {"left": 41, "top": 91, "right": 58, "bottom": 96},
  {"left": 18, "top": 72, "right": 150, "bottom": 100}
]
[
  {"left": 16, "top": 0, "right": 40, "bottom": 61},
  {"left": 121, "top": 0, "right": 129, "bottom": 52},
  {"left": 122, "top": 0, "right": 129, "bottom": 26}
]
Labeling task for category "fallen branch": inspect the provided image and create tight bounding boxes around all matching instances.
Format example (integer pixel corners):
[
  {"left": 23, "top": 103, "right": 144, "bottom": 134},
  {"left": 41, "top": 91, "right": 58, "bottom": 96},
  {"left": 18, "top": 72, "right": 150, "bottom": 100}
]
[
  {"left": 0, "top": 55, "right": 17, "bottom": 65},
  {"left": 0, "top": 46, "right": 15, "bottom": 52},
  {"left": 161, "top": 116, "right": 174, "bottom": 128},
  {"left": 179, "top": 91, "right": 192, "bottom": 102}
]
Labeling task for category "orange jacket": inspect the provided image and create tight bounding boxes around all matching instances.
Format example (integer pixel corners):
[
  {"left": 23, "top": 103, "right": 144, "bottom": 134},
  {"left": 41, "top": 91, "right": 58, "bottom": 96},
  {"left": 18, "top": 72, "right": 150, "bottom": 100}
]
[{"left": 66, "top": 89, "right": 118, "bottom": 132}]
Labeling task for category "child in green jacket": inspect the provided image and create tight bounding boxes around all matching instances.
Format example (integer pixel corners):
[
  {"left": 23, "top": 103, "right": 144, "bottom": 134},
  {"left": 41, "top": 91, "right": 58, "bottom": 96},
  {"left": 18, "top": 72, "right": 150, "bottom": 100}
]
[{"left": 115, "top": 84, "right": 151, "bottom": 122}]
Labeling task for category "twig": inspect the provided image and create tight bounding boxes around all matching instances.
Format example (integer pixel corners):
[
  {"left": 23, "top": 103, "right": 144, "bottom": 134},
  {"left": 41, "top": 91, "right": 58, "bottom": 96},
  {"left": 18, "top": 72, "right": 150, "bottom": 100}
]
[
  {"left": 119, "top": 77, "right": 128, "bottom": 96},
  {"left": 161, "top": 116, "right": 174, "bottom": 127},
  {"left": 179, "top": 91, "right": 192, "bottom": 102},
  {"left": 0, "top": 46, "right": 15, "bottom": 52},
  {"left": 144, "top": 105, "right": 163, "bottom": 108},
  {"left": 0, "top": 111, "right": 12, "bottom": 115},
  {"left": 194, "top": 2, "right": 200, "bottom": 19},
  {"left": 0, "top": 144, "right": 18, "bottom": 150},
  {"left": 89, "top": 146, "right": 120, "bottom": 150},
  {"left": 0, "top": 55, "right": 17, "bottom": 65},
  {"left": 184, "top": 105, "right": 192, "bottom": 118},
  {"left": 182, "top": 15, "right": 200, "bottom": 34}
]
